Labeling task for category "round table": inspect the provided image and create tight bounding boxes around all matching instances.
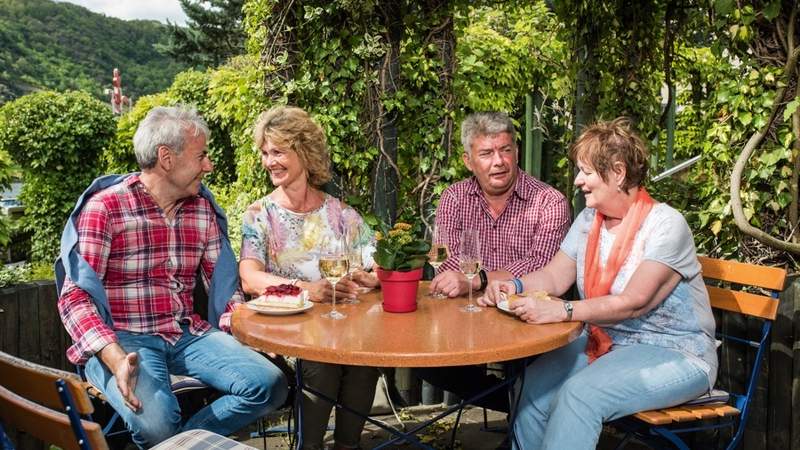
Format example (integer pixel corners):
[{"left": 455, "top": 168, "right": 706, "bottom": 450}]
[{"left": 232, "top": 282, "right": 583, "bottom": 367}]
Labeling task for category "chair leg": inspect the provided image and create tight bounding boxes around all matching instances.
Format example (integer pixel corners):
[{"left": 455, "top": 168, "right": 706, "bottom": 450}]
[
  {"left": 613, "top": 432, "right": 634, "bottom": 450},
  {"left": 1, "top": 422, "right": 16, "bottom": 450},
  {"left": 449, "top": 401, "right": 467, "bottom": 448},
  {"left": 649, "top": 426, "right": 691, "bottom": 450}
]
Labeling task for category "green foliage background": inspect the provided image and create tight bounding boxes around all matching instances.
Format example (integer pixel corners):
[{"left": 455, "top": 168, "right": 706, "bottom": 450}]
[
  {"left": 0, "top": 91, "right": 115, "bottom": 262},
  {"left": 1, "top": 0, "right": 798, "bottom": 272}
]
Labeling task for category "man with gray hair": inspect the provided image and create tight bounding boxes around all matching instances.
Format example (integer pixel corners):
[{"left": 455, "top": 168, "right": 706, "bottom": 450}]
[
  {"left": 421, "top": 111, "right": 570, "bottom": 414},
  {"left": 57, "top": 105, "right": 287, "bottom": 447}
]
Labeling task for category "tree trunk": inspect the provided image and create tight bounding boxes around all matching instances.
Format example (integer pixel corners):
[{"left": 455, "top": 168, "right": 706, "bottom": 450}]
[{"left": 371, "top": 1, "right": 403, "bottom": 224}]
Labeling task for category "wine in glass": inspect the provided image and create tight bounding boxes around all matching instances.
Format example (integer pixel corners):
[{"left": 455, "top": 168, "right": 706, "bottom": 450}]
[
  {"left": 319, "top": 238, "right": 349, "bottom": 319},
  {"left": 343, "top": 243, "right": 364, "bottom": 303},
  {"left": 427, "top": 224, "right": 449, "bottom": 298},
  {"left": 460, "top": 229, "right": 482, "bottom": 313}
]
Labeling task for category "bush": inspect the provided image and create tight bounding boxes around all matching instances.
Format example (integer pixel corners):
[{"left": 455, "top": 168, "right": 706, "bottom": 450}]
[{"left": 0, "top": 90, "right": 115, "bottom": 262}]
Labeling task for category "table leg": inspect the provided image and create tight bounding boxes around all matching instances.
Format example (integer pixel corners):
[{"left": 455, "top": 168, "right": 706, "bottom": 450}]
[
  {"left": 293, "top": 359, "right": 529, "bottom": 449},
  {"left": 295, "top": 359, "right": 304, "bottom": 449}
]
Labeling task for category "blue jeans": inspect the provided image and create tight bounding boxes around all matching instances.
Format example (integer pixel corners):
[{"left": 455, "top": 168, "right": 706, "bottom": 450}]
[
  {"left": 85, "top": 327, "right": 288, "bottom": 448},
  {"left": 512, "top": 331, "right": 709, "bottom": 450}
]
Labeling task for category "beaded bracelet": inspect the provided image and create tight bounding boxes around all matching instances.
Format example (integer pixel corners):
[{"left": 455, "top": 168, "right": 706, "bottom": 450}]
[{"left": 511, "top": 278, "right": 524, "bottom": 294}]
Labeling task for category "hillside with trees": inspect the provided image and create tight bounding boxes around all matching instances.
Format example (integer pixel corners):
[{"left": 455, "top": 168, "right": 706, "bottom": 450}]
[{"left": 0, "top": 0, "right": 187, "bottom": 104}]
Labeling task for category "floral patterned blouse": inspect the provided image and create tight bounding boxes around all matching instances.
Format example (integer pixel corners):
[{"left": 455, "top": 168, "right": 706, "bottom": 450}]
[{"left": 240, "top": 193, "right": 376, "bottom": 282}]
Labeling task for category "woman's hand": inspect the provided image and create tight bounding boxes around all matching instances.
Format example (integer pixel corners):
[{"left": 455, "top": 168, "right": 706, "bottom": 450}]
[
  {"left": 301, "top": 279, "right": 332, "bottom": 302},
  {"left": 351, "top": 270, "right": 379, "bottom": 288},
  {"left": 480, "top": 280, "right": 515, "bottom": 306},
  {"left": 510, "top": 296, "right": 568, "bottom": 324},
  {"left": 334, "top": 277, "right": 360, "bottom": 300},
  {"left": 301, "top": 278, "right": 361, "bottom": 302}
]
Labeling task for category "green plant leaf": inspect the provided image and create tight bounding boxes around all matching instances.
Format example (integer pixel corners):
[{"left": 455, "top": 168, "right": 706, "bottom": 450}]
[
  {"left": 783, "top": 97, "right": 800, "bottom": 122},
  {"left": 763, "top": 1, "right": 781, "bottom": 20}
]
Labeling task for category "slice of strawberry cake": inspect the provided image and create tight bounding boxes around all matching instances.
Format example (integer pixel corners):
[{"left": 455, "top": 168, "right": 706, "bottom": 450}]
[{"left": 253, "top": 284, "right": 305, "bottom": 308}]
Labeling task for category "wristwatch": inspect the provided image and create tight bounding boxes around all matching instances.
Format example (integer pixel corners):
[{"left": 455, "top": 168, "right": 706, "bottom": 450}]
[
  {"left": 478, "top": 269, "right": 488, "bottom": 291},
  {"left": 562, "top": 301, "right": 573, "bottom": 321}
]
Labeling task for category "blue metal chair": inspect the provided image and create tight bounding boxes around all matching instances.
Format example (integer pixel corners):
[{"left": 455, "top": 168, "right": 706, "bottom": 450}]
[{"left": 612, "top": 256, "right": 787, "bottom": 450}]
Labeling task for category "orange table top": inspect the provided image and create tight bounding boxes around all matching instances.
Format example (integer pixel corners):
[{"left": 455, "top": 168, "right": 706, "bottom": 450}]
[{"left": 232, "top": 282, "right": 583, "bottom": 367}]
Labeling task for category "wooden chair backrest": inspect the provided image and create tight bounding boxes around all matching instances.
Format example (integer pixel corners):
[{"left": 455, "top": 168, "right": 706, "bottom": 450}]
[
  {"left": 0, "top": 351, "right": 93, "bottom": 414},
  {"left": 0, "top": 351, "right": 107, "bottom": 450},
  {"left": 0, "top": 385, "right": 107, "bottom": 450},
  {"left": 698, "top": 256, "right": 786, "bottom": 320}
]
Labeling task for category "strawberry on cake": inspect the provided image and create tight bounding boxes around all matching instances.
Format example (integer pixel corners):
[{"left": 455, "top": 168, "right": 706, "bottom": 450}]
[{"left": 253, "top": 284, "right": 305, "bottom": 308}]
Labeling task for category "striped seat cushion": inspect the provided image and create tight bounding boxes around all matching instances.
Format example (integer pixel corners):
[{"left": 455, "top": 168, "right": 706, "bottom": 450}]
[{"left": 151, "top": 429, "right": 257, "bottom": 449}]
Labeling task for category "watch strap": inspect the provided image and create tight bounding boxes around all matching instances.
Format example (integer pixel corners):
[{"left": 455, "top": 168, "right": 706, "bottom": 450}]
[
  {"left": 563, "top": 301, "right": 573, "bottom": 321},
  {"left": 478, "top": 269, "right": 488, "bottom": 291}
]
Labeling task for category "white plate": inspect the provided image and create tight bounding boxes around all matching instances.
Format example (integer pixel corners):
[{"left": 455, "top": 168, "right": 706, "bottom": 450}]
[
  {"left": 247, "top": 299, "right": 313, "bottom": 315},
  {"left": 247, "top": 291, "right": 313, "bottom": 316},
  {"left": 496, "top": 299, "right": 515, "bottom": 314}
]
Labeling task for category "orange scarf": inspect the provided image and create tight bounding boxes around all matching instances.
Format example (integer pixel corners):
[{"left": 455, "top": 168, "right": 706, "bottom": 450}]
[{"left": 583, "top": 188, "right": 655, "bottom": 363}]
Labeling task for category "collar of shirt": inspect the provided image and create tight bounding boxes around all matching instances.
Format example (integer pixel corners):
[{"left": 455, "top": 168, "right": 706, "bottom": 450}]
[{"left": 127, "top": 174, "right": 194, "bottom": 216}]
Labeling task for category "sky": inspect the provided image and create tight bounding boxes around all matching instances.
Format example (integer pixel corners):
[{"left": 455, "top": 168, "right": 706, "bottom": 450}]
[{"left": 56, "top": 1, "right": 189, "bottom": 26}]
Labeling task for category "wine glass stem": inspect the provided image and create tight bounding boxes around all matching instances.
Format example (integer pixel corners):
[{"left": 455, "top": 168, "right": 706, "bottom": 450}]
[
  {"left": 332, "top": 282, "right": 337, "bottom": 313},
  {"left": 468, "top": 277, "right": 473, "bottom": 308}
]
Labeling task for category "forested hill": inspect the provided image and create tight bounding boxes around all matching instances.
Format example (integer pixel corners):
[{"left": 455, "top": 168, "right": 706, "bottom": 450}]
[{"left": 0, "top": 0, "right": 187, "bottom": 104}]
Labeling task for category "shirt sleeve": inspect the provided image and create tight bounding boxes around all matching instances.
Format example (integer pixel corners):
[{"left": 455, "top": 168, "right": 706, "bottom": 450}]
[
  {"left": 239, "top": 200, "right": 267, "bottom": 265},
  {"left": 202, "top": 211, "right": 245, "bottom": 333},
  {"left": 503, "top": 190, "right": 571, "bottom": 276},
  {"left": 433, "top": 187, "right": 462, "bottom": 274},
  {"left": 560, "top": 208, "right": 594, "bottom": 261},
  {"left": 57, "top": 197, "right": 118, "bottom": 366},
  {"left": 642, "top": 205, "right": 700, "bottom": 279}
]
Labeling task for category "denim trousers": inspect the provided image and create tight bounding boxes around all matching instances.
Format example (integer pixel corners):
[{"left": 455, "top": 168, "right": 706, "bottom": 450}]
[
  {"left": 512, "top": 331, "right": 709, "bottom": 450},
  {"left": 300, "top": 360, "right": 379, "bottom": 449},
  {"left": 85, "top": 326, "right": 288, "bottom": 448}
]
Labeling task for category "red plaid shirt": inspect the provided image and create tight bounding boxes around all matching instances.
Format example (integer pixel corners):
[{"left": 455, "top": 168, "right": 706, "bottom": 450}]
[
  {"left": 435, "top": 170, "right": 570, "bottom": 276},
  {"left": 58, "top": 175, "right": 243, "bottom": 365}
]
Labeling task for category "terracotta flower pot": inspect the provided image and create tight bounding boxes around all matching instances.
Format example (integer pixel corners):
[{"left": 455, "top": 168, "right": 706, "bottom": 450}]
[{"left": 375, "top": 267, "right": 423, "bottom": 313}]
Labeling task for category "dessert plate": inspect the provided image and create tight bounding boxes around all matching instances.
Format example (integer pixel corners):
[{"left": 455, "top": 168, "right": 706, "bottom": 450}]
[
  {"left": 247, "top": 299, "right": 313, "bottom": 315},
  {"left": 247, "top": 291, "right": 313, "bottom": 316},
  {"left": 496, "top": 299, "right": 515, "bottom": 315}
]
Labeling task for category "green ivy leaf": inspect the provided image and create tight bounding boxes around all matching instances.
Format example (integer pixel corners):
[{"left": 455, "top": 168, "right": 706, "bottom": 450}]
[
  {"left": 763, "top": 1, "right": 781, "bottom": 20},
  {"left": 783, "top": 97, "right": 799, "bottom": 122}
]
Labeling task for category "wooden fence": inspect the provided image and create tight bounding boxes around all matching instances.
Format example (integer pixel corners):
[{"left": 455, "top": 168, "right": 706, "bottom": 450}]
[
  {"left": 0, "top": 281, "right": 72, "bottom": 372},
  {"left": 1, "top": 279, "right": 800, "bottom": 449},
  {"left": 0, "top": 281, "right": 73, "bottom": 450}
]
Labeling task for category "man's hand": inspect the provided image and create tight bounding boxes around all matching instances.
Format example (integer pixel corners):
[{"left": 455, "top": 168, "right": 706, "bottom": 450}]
[
  {"left": 99, "top": 343, "right": 141, "bottom": 412},
  {"left": 430, "top": 270, "right": 476, "bottom": 298}
]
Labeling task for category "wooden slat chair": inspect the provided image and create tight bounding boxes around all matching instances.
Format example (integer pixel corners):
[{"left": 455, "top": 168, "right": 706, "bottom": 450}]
[
  {"left": 0, "top": 351, "right": 257, "bottom": 450},
  {"left": 613, "top": 256, "right": 787, "bottom": 450}
]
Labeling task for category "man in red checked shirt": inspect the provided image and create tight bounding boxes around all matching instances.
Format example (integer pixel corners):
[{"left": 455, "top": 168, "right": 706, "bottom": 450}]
[
  {"left": 57, "top": 106, "right": 287, "bottom": 448},
  {"left": 420, "top": 111, "right": 570, "bottom": 415}
]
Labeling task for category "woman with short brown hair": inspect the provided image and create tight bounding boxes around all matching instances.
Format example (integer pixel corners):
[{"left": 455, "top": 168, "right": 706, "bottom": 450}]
[{"left": 484, "top": 118, "right": 717, "bottom": 449}]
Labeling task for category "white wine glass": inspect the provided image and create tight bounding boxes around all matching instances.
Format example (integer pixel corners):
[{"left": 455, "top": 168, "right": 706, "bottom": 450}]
[
  {"left": 427, "top": 224, "right": 449, "bottom": 298},
  {"left": 459, "top": 229, "right": 481, "bottom": 313},
  {"left": 319, "top": 236, "right": 348, "bottom": 319},
  {"left": 343, "top": 237, "right": 364, "bottom": 304}
]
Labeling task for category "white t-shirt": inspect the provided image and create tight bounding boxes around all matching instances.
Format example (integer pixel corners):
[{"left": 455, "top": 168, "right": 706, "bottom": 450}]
[{"left": 561, "top": 204, "right": 717, "bottom": 388}]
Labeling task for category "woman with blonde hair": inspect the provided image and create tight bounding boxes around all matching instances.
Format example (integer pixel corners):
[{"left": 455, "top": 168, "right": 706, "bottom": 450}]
[
  {"left": 239, "top": 106, "right": 379, "bottom": 449},
  {"left": 483, "top": 118, "right": 717, "bottom": 449}
]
